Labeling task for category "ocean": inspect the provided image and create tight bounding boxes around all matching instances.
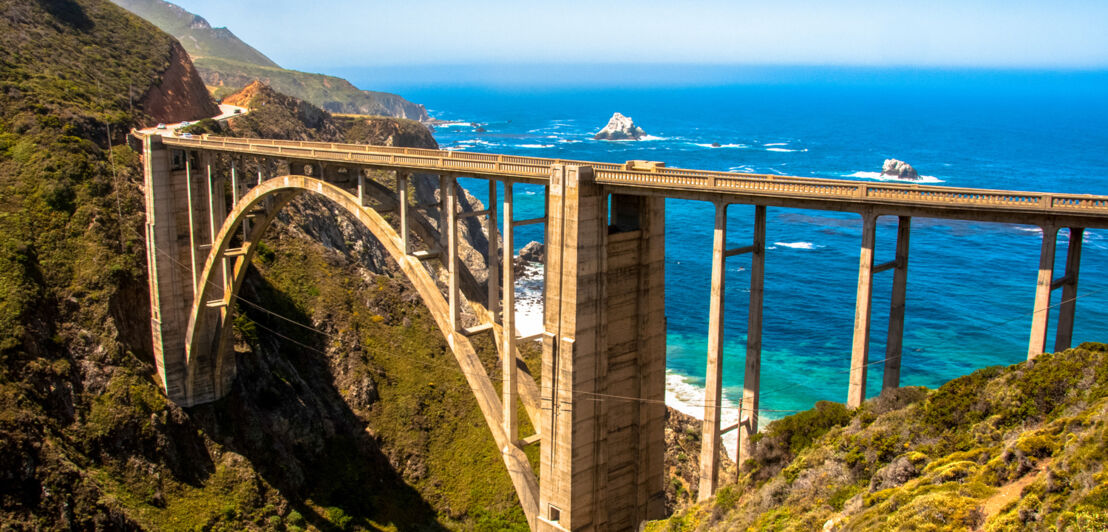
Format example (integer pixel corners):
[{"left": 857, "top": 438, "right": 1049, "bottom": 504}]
[{"left": 345, "top": 66, "right": 1108, "bottom": 452}]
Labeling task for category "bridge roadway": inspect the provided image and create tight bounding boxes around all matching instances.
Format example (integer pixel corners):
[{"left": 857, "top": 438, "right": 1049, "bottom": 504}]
[
  {"left": 144, "top": 134, "right": 1108, "bottom": 531},
  {"left": 163, "top": 134, "right": 1108, "bottom": 228}
]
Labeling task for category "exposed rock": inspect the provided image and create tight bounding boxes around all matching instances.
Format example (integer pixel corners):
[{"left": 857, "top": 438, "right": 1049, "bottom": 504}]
[
  {"left": 139, "top": 41, "right": 220, "bottom": 125},
  {"left": 881, "top": 158, "right": 919, "bottom": 180},
  {"left": 594, "top": 112, "right": 647, "bottom": 140},
  {"left": 519, "top": 241, "right": 544, "bottom": 263},
  {"left": 711, "top": 142, "right": 722, "bottom": 148}
]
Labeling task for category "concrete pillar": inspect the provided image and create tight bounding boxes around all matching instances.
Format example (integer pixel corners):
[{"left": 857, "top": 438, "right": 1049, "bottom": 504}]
[
  {"left": 439, "top": 174, "right": 449, "bottom": 246},
  {"left": 184, "top": 152, "right": 199, "bottom": 295},
  {"left": 1055, "top": 228, "right": 1084, "bottom": 352},
  {"left": 738, "top": 205, "right": 766, "bottom": 470},
  {"left": 502, "top": 181, "right": 518, "bottom": 444},
  {"left": 357, "top": 172, "right": 365, "bottom": 207},
  {"left": 1028, "top": 225, "right": 1059, "bottom": 359},
  {"left": 143, "top": 136, "right": 189, "bottom": 402},
  {"left": 883, "top": 216, "right": 911, "bottom": 391},
  {"left": 399, "top": 172, "right": 411, "bottom": 255},
  {"left": 540, "top": 164, "right": 606, "bottom": 530},
  {"left": 445, "top": 176, "right": 459, "bottom": 330},
  {"left": 488, "top": 179, "right": 500, "bottom": 318},
  {"left": 538, "top": 176, "right": 667, "bottom": 531},
  {"left": 698, "top": 202, "right": 727, "bottom": 501},
  {"left": 848, "top": 212, "right": 877, "bottom": 408}
]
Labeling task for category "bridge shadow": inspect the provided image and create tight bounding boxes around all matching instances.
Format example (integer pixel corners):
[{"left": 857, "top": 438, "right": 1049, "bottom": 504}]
[{"left": 187, "top": 270, "right": 446, "bottom": 531}]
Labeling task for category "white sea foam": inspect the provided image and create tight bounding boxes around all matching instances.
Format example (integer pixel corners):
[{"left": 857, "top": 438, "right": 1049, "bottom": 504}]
[
  {"left": 1013, "top": 226, "right": 1043, "bottom": 235},
  {"left": 517, "top": 144, "right": 555, "bottom": 149},
  {"left": 434, "top": 121, "right": 471, "bottom": 128},
  {"left": 665, "top": 372, "right": 741, "bottom": 455},
  {"left": 771, "top": 241, "right": 820, "bottom": 250},
  {"left": 514, "top": 262, "right": 545, "bottom": 339},
  {"left": 764, "top": 142, "right": 789, "bottom": 147},
  {"left": 846, "top": 171, "right": 944, "bottom": 184},
  {"left": 766, "top": 147, "right": 808, "bottom": 153},
  {"left": 694, "top": 143, "right": 749, "bottom": 149}
]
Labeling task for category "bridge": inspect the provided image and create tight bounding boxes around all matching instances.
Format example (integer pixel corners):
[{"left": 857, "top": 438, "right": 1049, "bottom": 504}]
[{"left": 140, "top": 134, "right": 1108, "bottom": 531}]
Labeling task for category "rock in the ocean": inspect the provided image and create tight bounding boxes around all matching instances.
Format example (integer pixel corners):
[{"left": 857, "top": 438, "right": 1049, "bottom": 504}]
[
  {"left": 881, "top": 159, "right": 919, "bottom": 180},
  {"left": 594, "top": 112, "right": 646, "bottom": 140},
  {"left": 519, "top": 241, "right": 544, "bottom": 263}
]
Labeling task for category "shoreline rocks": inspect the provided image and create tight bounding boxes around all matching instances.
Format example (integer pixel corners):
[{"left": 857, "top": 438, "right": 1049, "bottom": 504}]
[
  {"left": 594, "top": 112, "right": 646, "bottom": 140},
  {"left": 882, "top": 159, "right": 919, "bottom": 180}
]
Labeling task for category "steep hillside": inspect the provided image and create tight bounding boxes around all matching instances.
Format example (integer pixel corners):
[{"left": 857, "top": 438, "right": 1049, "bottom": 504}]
[
  {"left": 0, "top": 0, "right": 521, "bottom": 529},
  {"left": 109, "top": 0, "right": 429, "bottom": 120},
  {"left": 650, "top": 344, "right": 1108, "bottom": 531},
  {"left": 109, "top": 0, "right": 278, "bottom": 67}
]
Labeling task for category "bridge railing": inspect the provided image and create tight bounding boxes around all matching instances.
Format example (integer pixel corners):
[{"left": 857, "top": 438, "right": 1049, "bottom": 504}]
[{"left": 157, "top": 135, "right": 1108, "bottom": 216}]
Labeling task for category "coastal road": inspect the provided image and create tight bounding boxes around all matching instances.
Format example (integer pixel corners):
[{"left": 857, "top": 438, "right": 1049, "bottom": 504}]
[{"left": 136, "top": 103, "right": 248, "bottom": 136}]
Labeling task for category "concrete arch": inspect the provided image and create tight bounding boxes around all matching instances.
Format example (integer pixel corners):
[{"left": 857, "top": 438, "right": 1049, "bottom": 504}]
[{"left": 182, "top": 174, "right": 539, "bottom": 526}]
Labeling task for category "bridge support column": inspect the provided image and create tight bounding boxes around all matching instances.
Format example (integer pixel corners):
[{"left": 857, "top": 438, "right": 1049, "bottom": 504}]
[
  {"left": 539, "top": 167, "right": 666, "bottom": 531},
  {"left": 699, "top": 202, "right": 728, "bottom": 501},
  {"left": 1054, "top": 228, "right": 1084, "bottom": 352},
  {"left": 1028, "top": 225, "right": 1059, "bottom": 359},
  {"left": 446, "top": 176, "right": 459, "bottom": 330},
  {"left": 502, "top": 182, "right": 518, "bottom": 444},
  {"left": 738, "top": 205, "right": 766, "bottom": 473},
  {"left": 848, "top": 212, "right": 878, "bottom": 408},
  {"left": 882, "top": 216, "right": 911, "bottom": 392}
]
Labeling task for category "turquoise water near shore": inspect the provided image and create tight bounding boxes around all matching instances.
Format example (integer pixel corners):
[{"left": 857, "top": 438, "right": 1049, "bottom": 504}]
[{"left": 348, "top": 67, "right": 1108, "bottom": 430}]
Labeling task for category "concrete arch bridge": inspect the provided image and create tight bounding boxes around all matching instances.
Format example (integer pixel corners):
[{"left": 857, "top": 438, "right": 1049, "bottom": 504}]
[{"left": 140, "top": 135, "right": 1108, "bottom": 531}]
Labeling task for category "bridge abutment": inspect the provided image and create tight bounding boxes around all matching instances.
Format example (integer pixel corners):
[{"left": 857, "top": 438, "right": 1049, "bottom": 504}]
[{"left": 539, "top": 166, "right": 666, "bottom": 531}]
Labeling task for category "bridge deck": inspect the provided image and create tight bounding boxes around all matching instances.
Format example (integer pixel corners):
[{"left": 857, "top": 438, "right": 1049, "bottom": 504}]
[{"left": 160, "top": 135, "right": 1108, "bottom": 228}]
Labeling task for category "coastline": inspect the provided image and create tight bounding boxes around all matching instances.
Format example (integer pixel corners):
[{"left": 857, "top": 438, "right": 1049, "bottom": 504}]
[{"left": 512, "top": 260, "right": 748, "bottom": 457}]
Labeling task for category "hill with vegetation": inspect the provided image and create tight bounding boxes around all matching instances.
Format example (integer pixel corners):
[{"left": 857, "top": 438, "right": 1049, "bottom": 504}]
[
  {"left": 648, "top": 343, "right": 1108, "bottom": 531},
  {"left": 0, "top": 1, "right": 522, "bottom": 528},
  {"left": 108, "top": 0, "right": 429, "bottom": 120},
  {"left": 107, "top": 0, "right": 277, "bottom": 68}
]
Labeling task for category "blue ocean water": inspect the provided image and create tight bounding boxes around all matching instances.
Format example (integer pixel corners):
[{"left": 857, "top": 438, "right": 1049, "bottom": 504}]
[{"left": 351, "top": 67, "right": 1108, "bottom": 422}]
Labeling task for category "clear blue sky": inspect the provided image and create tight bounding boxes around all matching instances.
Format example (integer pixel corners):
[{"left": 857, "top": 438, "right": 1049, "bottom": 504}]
[{"left": 173, "top": 0, "right": 1108, "bottom": 70}]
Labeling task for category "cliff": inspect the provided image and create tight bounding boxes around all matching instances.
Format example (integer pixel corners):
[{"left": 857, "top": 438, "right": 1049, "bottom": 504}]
[
  {"left": 649, "top": 343, "right": 1108, "bottom": 531},
  {"left": 139, "top": 41, "right": 221, "bottom": 124},
  {"left": 110, "top": 0, "right": 429, "bottom": 121}
]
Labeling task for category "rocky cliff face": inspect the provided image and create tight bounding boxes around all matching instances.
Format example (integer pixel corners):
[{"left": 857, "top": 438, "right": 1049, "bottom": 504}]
[{"left": 139, "top": 41, "right": 220, "bottom": 125}]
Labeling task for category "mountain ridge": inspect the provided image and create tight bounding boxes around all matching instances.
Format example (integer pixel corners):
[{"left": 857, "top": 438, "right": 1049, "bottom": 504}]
[{"left": 109, "top": 0, "right": 429, "bottom": 121}]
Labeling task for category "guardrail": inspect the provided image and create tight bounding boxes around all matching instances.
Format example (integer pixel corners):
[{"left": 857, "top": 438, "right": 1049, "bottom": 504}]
[{"left": 158, "top": 135, "right": 1108, "bottom": 216}]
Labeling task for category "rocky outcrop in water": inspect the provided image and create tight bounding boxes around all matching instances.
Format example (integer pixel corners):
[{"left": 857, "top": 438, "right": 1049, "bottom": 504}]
[
  {"left": 594, "top": 112, "right": 647, "bottom": 140},
  {"left": 881, "top": 159, "right": 919, "bottom": 180}
]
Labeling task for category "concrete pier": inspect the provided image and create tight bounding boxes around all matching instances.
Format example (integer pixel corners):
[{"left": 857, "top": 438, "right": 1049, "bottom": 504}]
[{"left": 538, "top": 166, "right": 666, "bottom": 530}]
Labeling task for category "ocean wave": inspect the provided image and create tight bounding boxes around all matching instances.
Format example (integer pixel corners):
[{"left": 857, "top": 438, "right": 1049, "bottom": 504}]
[
  {"left": 513, "top": 262, "right": 545, "bottom": 338},
  {"left": 694, "top": 143, "right": 749, "bottom": 149},
  {"left": 770, "top": 241, "right": 821, "bottom": 250},
  {"left": 764, "top": 142, "right": 789, "bottom": 147},
  {"left": 1013, "top": 226, "right": 1043, "bottom": 235},
  {"left": 435, "top": 121, "right": 471, "bottom": 128},
  {"left": 846, "top": 171, "right": 945, "bottom": 184},
  {"left": 766, "top": 147, "right": 808, "bottom": 153},
  {"left": 517, "top": 144, "right": 555, "bottom": 149},
  {"left": 665, "top": 372, "right": 741, "bottom": 454}
]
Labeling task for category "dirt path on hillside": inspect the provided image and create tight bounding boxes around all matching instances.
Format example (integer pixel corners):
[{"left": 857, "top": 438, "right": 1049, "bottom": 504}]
[{"left": 976, "top": 458, "right": 1052, "bottom": 529}]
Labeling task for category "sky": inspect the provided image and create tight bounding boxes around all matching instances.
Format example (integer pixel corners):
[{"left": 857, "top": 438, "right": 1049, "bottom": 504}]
[{"left": 172, "top": 0, "right": 1108, "bottom": 71}]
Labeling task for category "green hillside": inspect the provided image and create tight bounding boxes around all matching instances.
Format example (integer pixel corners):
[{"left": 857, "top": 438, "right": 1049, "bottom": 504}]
[
  {"left": 649, "top": 343, "right": 1108, "bottom": 531},
  {"left": 108, "top": 0, "right": 429, "bottom": 120},
  {"left": 0, "top": 1, "right": 519, "bottom": 528},
  {"left": 109, "top": 0, "right": 278, "bottom": 67}
]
